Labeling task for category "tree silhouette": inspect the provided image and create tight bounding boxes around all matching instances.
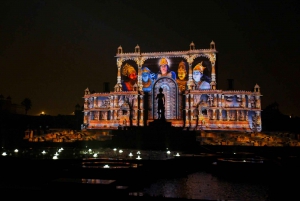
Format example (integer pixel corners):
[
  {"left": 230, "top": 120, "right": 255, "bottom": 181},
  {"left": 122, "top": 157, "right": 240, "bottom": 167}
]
[{"left": 21, "top": 98, "right": 32, "bottom": 115}]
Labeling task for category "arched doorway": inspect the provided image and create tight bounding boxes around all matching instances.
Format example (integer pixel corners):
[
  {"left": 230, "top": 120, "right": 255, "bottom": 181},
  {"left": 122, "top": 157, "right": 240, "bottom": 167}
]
[{"left": 152, "top": 77, "right": 178, "bottom": 119}]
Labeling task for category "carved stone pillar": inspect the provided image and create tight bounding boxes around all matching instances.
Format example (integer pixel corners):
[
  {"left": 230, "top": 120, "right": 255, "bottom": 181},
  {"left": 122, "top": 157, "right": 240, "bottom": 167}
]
[
  {"left": 190, "top": 94, "right": 194, "bottom": 107},
  {"left": 93, "top": 97, "right": 97, "bottom": 108},
  {"left": 247, "top": 95, "right": 252, "bottom": 108},
  {"left": 109, "top": 96, "right": 113, "bottom": 108},
  {"left": 222, "top": 95, "right": 225, "bottom": 107},
  {"left": 214, "top": 94, "right": 217, "bottom": 107},
  {"left": 134, "top": 57, "right": 145, "bottom": 91},
  {"left": 218, "top": 94, "right": 222, "bottom": 107},
  {"left": 242, "top": 95, "right": 245, "bottom": 108},
  {"left": 256, "top": 96, "right": 261, "bottom": 109},
  {"left": 185, "top": 94, "right": 190, "bottom": 109},
  {"left": 139, "top": 95, "right": 143, "bottom": 110},
  {"left": 112, "top": 110, "right": 116, "bottom": 120},
  {"left": 84, "top": 98, "right": 88, "bottom": 109},
  {"left": 139, "top": 94, "right": 144, "bottom": 126},
  {"left": 209, "top": 53, "right": 216, "bottom": 89},
  {"left": 84, "top": 112, "right": 88, "bottom": 124},
  {"left": 117, "top": 58, "right": 123, "bottom": 84},
  {"left": 187, "top": 57, "right": 194, "bottom": 90},
  {"left": 114, "top": 95, "right": 118, "bottom": 107},
  {"left": 140, "top": 109, "right": 144, "bottom": 126}
]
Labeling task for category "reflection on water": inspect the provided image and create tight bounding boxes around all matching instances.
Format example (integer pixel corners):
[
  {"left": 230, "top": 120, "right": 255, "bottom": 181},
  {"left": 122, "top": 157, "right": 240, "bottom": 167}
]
[
  {"left": 2, "top": 146, "right": 299, "bottom": 200},
  {"left": 144, "top": 171, "right": 269, "bottom": 200}
]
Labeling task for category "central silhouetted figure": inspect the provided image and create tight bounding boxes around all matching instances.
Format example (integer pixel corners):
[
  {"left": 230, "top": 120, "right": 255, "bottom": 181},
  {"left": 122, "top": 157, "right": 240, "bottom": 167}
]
[{"left": 156, "top": 87, "right": 165, "bottom": 120}]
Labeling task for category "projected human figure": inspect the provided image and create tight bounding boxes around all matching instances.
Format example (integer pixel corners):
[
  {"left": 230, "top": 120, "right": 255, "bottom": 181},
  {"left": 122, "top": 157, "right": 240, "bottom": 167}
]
[
  {"left": 156, "top": 57, "right": 176, "bottom": 80},
  {"left": 141, "top": 67, "right": 153, "bottom": 92},
  {"left": 156, "top": 87, "right": 165, "bottom": 120},
  {"left": 121, "top": 63, "right": 137, "bottom": 91},
  {"left": 192, "top": 62, "right": 211, "bottom": 90},
  {"left": 176, "top": 60, "right": 188, "bottom": 92}
]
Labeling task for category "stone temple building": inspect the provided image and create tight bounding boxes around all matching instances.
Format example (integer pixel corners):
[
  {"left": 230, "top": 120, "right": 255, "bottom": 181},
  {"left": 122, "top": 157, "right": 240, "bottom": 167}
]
[{"left": 83, "top": 41, "right": 262, "bottom": 132}]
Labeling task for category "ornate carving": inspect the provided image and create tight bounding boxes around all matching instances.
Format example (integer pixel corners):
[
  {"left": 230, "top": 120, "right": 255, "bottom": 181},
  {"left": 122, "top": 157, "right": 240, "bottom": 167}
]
[
  {"left": 134, "top": 56, "right": 147, "bottom": 67},
  {"left": 117, "top": 58, "right": 124, "bottom": 67}
]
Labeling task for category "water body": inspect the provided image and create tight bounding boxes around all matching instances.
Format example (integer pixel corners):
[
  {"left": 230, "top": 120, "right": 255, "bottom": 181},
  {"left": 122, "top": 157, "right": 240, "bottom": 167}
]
[
  {"left": 1, "top": 146, "right": 299, "bottom": 200},
  {"left": 143, "top": 171, "right": 269, "bottom": 200}
]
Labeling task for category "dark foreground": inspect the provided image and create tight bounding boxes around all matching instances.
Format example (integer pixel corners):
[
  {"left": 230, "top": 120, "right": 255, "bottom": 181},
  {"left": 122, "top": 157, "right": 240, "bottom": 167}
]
[{"left": 1, "top": 143, "right": 300, "bottom": 201}]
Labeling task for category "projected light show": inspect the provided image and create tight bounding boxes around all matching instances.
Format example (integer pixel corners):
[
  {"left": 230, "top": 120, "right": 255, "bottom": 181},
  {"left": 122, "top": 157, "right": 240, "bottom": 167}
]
[{"left": 83, "top": 41, "right": 262, "bottom": 132}]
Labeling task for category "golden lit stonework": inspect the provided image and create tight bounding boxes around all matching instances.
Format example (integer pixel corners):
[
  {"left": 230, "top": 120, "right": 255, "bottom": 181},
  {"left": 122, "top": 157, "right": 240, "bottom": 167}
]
[{"left": 82, "top": 41, "right": 262, "bottom": 132}]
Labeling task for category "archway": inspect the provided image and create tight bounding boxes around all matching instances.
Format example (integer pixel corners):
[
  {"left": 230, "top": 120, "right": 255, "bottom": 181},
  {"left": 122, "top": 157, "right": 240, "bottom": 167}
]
[{"left": 152, "top": 77, "right": 178, "bottom": 119}]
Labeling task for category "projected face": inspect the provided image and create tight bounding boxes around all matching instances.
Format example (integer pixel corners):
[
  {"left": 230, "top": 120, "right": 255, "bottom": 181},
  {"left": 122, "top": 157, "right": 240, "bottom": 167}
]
[
  {"left": 160, "top": 64, "right": 168, "bottom": 75},
  {"left": 142, "top": 72, "right": 149, "bottom": 82},
  {"left": 128, "top": 72, "right": 137, "bottom": 81},
  {"left": 178, "top": 68, "right": 186, "bottom": 80},
  {"left": 193, "top": 70, "right": 202, "bottom": 82}
]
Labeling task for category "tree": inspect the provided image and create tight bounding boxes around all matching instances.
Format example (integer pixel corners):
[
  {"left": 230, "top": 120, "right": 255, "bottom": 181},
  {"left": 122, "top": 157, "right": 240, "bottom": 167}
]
[{"left": 21, "top": 98, "right": 32, "bottom": 115}]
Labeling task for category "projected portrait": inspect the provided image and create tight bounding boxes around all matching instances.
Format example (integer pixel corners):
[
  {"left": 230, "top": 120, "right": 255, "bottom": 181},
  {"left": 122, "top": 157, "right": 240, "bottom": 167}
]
[
  {"left": 156, "top": 57, "right": 176, "bottom": 80},
  {"left": 193, "top": 62, "right": 211, "bottom": 90},
  {"left": 121, "top": 63, "right": 137, "bottom": 91},
  {"left": 141, "top": 67, "right": 153, "bottom": 92},
  {"left": 176, "top": 60, "right": 188, "bottom": 92}
]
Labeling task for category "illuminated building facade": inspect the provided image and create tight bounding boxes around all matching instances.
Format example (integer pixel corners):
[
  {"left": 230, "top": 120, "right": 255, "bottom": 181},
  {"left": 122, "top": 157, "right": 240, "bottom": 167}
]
[{"left": 83, "top": 41, "right": 262, "bottom": 132}]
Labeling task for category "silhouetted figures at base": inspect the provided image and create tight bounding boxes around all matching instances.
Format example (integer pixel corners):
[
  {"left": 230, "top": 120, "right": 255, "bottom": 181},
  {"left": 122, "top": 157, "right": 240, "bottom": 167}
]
[{"left": 156, "top": 87, "right": 165, "bottom": 121}]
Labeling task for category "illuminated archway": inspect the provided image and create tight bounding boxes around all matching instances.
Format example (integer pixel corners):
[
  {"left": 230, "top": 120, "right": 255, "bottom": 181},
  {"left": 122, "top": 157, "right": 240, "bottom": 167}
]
[{"left": 152, "top": 77, "right": 178, "bottom": 119}]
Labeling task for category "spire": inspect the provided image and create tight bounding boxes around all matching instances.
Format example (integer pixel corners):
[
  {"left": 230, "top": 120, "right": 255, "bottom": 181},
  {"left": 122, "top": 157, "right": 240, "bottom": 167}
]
[
  {"left": 190, "top": 41, "right": 195, "bottom": 50},
  {"left": 210, "top": 40, "right": 215, "bottom": 49}
]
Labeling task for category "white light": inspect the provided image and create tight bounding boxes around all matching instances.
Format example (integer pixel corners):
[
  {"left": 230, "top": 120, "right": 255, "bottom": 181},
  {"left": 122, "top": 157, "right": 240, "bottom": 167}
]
[
  {"left": 2, "top": 152, "right": 7, "bottom": 156},
  {"left": 113, "top": 148, "right": 117, "bottom": 151},
  {"left": 167, "top": 151, "right": 171, "bottom": 155},
  {"left": 176, "top": 153, "right": 180, "bottom": 157},
  {"left": 136, "top": 155, "right": 142, "bottom": 160},
  {"left": 104, "top": 164, "right": 110, "bottom": 168},
  {"left": 119, "top": 150, "right": 123, "bottom": 153},
  {"left": 88, "top": 149, "right": 92, "bottom": 152},
  {"left": 53, "top": 155, "right": 58, "bottom": 160},
  {"left": 129, "top": 152, "right": 133, "bottom": 157},
  {"left": 93, "top": 153, "right": 98, "bottom": 158},
  {"left": 42, "top": 150, "right": 46, "bottom": 154},
  {"left": 54, "top": 152, "right": 59, "bottom": 156},
  {"left": 14, "top": 149, "right": 18, "bottom": 153},
  {"left": 137, "top": 151, "right": 141, "bottom": 154}
]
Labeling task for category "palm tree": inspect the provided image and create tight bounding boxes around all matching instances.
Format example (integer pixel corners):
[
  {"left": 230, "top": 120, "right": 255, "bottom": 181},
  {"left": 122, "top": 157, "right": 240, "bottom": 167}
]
[{"left": 21, "top": 98, "right": 32, "bottom": 115}]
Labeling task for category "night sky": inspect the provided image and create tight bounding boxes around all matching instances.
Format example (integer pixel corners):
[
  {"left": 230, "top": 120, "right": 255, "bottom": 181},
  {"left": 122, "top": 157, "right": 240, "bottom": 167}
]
[{"left": 1, "top": 0, "right": 299, "bottom": 116}]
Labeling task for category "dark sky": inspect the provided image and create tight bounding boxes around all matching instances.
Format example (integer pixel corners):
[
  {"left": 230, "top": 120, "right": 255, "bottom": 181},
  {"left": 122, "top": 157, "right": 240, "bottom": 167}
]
[{"left": 1, "top": 0, "right": 299, "bottom": 116}]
